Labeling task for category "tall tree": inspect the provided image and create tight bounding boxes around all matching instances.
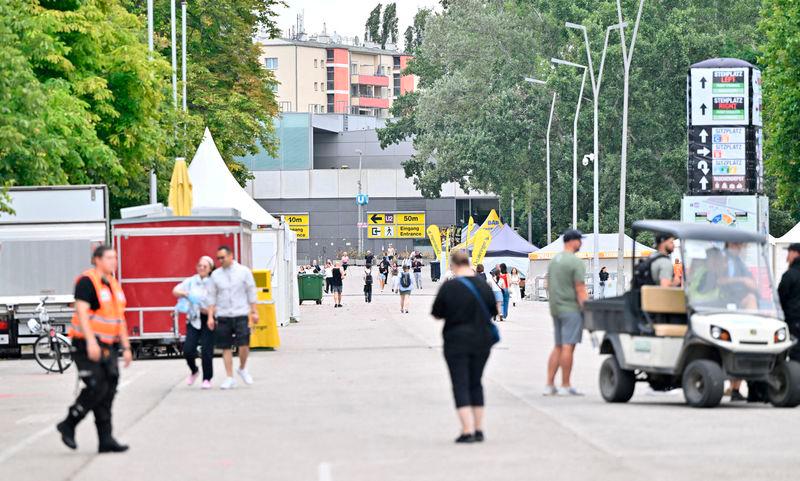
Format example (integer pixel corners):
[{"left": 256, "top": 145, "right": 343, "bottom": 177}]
[
  {"left": 380, "top": 2, "right": 398, "bottom": 48},
  {"left": 0, "top": 0, "right": 172, "bottom": 214},
  {"left": 760, "top": 0, "right": 800, "bottom": 219},
  {"left": 365, "top": 4, "right": 382, "bottom": 43},
  {"left": 404, "top": 7, "right": 431, "bottom": 53}
]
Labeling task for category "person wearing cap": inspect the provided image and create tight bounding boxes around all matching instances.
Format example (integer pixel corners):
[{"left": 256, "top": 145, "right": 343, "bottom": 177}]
[
  {"left": 778, "top": 243, "right": 800, "bottom": 362},
  {"left": 544, "top": 229, "right": 588, "bottom": 396},
  {"left": 651, "top": 233, "right": 678, "bottom": 287}
]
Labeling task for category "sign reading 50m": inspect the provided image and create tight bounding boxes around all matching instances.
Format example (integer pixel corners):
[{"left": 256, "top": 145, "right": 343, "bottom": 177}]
[{"left": 368, "top": 212, "right": 426, "bottom": 239}]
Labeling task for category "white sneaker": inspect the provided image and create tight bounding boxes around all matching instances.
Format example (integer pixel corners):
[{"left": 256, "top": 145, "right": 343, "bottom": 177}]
[
  {"left": 220, "top": 377, "right": 236, "bottom": 390},
  {"left": 542, "top": 385, "right": 558, "bottom": 396},
  {"left": 237, "top": 368, "right": 254, "bottom": 385},
  {"left": 558, "top": 386, "right": 584, "bottom": 396}
]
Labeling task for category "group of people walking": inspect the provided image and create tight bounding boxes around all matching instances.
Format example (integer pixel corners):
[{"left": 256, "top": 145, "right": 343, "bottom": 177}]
[{"left": 57, "top": 244, "right": 259, "bottom": 453}]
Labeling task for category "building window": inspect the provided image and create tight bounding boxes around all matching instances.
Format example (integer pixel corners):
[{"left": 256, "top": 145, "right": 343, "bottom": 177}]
[
  {"left": 326, "top": 49, "right": 334, "bottom": 62},
  {"left": 314, "top": 59, "right": 318, "bottom": 68},
  {"left": 314, "top": 82, "right": 318, "bottom": 91},
  {"left": 351, "top": 62, "right": 358, "bottom": 74},
  {"left": 393, "top": 56, "right": 401, "bottom": 69},
  {"left": 327, "top": 93, "right": 334, "bottom": 113},
  {"left": 322, "top": 59, "right": 325, "bottom": 68},
  {"left": 326, "top": 67, "right": 334, "bottom": 91},
  {"left": 393, "top": 73, "right": 401, "bottom": 97},
  {"left": 264, "top": 57, "right": 278, "bottom": 70}
]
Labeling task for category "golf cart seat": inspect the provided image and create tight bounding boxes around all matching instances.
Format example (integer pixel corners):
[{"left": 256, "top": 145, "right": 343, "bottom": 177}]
[{"left": 641, "top": 286, "right": 688, "bottom": 336}]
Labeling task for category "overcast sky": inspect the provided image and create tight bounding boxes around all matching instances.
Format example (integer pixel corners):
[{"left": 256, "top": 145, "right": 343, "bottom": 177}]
[{"left": 276, "top": 0, "right": 440, "bottom": 44}]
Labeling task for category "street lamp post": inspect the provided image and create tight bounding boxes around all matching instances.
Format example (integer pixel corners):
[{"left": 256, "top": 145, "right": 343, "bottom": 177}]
[
  {"left": 147, "top": 0, "right": 155, "bottom": 203},
  {"left": 615, "top": 0, "right": 646, "bottom": 294},
  {"left": 551, "top": 58, "right": 587, "bottom": 229},
  {"left": 565, "top": 20, "right": 627, "bottom": 299},
  {"left": 524, "top": 78, "right": 555, "bottom": 244},
  {"left": 355, "top": 149, "right": 364, "bottom": 256}
]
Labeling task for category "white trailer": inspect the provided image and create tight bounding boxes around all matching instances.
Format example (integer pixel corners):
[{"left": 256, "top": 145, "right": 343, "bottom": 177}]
[{"left": 0, "top": 185, "right": 108, "bottom": 357}]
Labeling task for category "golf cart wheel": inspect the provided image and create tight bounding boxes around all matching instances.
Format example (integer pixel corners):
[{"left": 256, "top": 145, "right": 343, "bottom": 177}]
[
  {"left": 599, "top": 356, "right": 636, "bottom": 403},
  {"left": 768, "top": 360, "right": 800, "bottom": 408},
  {"left": 682, "top": 359, "right": 724, "bottom": 408}
]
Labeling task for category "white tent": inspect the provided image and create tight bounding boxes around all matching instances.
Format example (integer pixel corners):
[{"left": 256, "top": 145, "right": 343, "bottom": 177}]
[
  {"left": 188, "top": 128, "right": 298, "bottom": 325},
  {"left": 772, "top": 223, "right": 800, "bottom": 283},
  {"left": 189, "top": 128, "right": 278, "bottom": 228}
]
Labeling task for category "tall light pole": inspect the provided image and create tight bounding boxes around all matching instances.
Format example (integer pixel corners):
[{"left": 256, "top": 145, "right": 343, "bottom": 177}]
[
  {"left": 551, "top": 58, "right": 587, "bottom": 229},
  {"left": 355, "top": 149, "right": 364, "bottom": 255},
  {"left": 524, "top": 78, "right": 556, "bottom": 244},
  {"left": 615, "top": 0, "right": 646, "bottom": 294},
  {"left": 181, "top": 1, "right": 187, "bottom": 113},
  {"left": 171, "top": 0, "right": 178, "bottom": 110},
  {"left": 147, "top": 0, "right": 156, "bottom": 203},
  {"left": 565, "top": 20, "right": 627, "bottom": 299}
]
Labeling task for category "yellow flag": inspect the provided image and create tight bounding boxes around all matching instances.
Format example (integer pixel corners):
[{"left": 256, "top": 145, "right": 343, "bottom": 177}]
[
  {"left": 466, "top": 216, "right": 475, "bottom": 246},
  {"left": 480, "top": 209, "right": 501, "bottom": 231},
  {"left": 427, "top": 225, "right": 442, "bottom": 261},
  {"left": 471, "top": 229, "right": 492, "bottom": 266}
]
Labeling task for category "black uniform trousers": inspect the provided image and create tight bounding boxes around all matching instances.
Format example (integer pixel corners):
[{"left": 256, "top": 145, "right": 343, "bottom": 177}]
[{"left": 68, "top": 340, "right": 120, "bottom": 439}]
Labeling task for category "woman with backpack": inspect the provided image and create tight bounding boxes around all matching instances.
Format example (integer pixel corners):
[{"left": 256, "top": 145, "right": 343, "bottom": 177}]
[
  {"left": 431, "top": 250, "right": 498, "bottom": 444},
  {"left": 497, "top": 264, "right": 511, "bottom": 320},
  {"left": 363, "top": 266, "right": 374, "bottom": 303},
  {"left": 398, "top": 264, "right": 414, "bottom": 313}
]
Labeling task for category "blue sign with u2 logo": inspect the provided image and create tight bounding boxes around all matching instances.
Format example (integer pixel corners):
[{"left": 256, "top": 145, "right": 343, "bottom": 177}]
[{"left": 356, "top": 194, "right": 369, "bottom": 206}]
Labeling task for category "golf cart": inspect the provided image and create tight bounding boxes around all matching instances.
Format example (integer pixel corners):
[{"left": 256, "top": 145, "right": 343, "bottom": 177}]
[{"left": 584, "top": 220, "right": 800, "bottom": 408}]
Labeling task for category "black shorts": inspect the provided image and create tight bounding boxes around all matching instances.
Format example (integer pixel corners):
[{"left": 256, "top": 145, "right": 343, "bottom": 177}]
[{"left": 214, "top": 316, "right": 250, "bottom": 348}]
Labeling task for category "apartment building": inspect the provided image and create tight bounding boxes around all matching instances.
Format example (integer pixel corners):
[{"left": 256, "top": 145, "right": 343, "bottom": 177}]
[{"left": 258, "top": 37, "right": 417, "bottom": 117}]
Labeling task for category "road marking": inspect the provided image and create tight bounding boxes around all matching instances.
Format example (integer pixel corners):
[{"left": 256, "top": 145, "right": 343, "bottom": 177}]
[
  {"left": 117, "top": 370, "right": 147, "bottom": 391},
  {"left": 318, "top": 462, "right": 332, "bottom": 481},
  {"left": 0, "top": 424, "right": 55, "bottom": 465},
  {"left": 15, "top": 413, "right": 60, "bottom": 425}
]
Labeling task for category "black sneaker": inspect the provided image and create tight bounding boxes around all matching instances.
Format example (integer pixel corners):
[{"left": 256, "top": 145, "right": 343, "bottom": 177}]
[
  {"left": 474, "top": 430, "right": 484, "bottom": 442},
  {"left": 56, "top": 421, "right": 77, "bottom": 450},
  {"left": 730, "top": 390, "right": 746, "bottom": 402},
  {"left": 454, "top": 433, "right": 475, "bottom": 444},
  {"left": 98, "top": 438, "right": 129, "bottom": 453}
]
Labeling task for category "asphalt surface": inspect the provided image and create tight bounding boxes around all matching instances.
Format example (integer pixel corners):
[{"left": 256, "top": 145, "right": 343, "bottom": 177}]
[{"left": 1, "top": 270, "right": 798, "bottom": 481}]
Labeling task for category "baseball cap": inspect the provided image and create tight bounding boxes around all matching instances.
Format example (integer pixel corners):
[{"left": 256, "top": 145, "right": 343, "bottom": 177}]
[
  {"left": 562, "top": 229, "right": 585, "bottom": 242},
  {"left": 654, "top": 232, "right": 675, "bottom": 245},
  {"left": 789, "top": 243, "right": 800, "bottom": 253}
]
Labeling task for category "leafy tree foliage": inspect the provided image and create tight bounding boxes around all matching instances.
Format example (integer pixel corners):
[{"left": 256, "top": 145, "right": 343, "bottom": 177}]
[
  {"left": 380, "top": 2, "right": 398, "bottom": 48},
  {"left": 404, "top": 7, "right": 431, "bottom": 53},
  {"left": 365, "top": 4, "right": 382, "bottom": 42}
]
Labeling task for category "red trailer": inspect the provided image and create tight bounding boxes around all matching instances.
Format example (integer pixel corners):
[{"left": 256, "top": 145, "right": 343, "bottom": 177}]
[{"left": 112, "top": 216, "right": 252, "bottom": 355}]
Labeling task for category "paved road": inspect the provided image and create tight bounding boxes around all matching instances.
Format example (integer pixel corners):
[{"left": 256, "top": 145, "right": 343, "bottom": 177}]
[{"left": 1, "top": 270, "right": 798, "bottom": 481}]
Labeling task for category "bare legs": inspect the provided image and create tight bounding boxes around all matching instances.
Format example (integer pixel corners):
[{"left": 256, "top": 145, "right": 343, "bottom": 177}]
[
  {"left": 546, "top": 344, "right": 576, "bottom": 388},
  {"left": 456, "top": 406, "right": 483, "bottom": 435},
  {"left": 222, "top": 346, "right": 250, "bottom": 378}
]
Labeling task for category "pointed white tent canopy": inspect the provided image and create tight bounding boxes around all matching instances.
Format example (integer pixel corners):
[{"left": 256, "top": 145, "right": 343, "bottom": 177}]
[
  {"left": 188, "top": 128, "right": 278, "bottom": 227},
  {"left": 772, "top": 222, "right": 800, "bottom": 281}
]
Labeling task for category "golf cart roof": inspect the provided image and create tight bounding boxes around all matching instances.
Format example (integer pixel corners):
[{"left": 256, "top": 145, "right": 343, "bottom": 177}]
[{"left": 632, "top": 220, "right": 767, "bottom": 243}]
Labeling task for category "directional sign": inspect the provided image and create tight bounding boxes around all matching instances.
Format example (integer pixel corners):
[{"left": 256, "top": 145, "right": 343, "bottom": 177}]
[
  {"left": 367, "top": 212, "right": 425, "bottom": 238},
  {"left": 690, "top": 68, "right": 749, "bottom": 126},
  {"left": 277, "top": 213, "right": 310, "bottom": 239}
]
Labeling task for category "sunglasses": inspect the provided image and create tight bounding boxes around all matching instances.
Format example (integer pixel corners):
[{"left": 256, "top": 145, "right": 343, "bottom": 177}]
[{"left": 216, "top": 255, "right": 227, "bottom": 260}]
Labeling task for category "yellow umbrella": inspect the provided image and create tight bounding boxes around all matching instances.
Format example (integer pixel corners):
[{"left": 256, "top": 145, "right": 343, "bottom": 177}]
[{"left": 168, "top": 157, "right": 193, "bottom": 216}]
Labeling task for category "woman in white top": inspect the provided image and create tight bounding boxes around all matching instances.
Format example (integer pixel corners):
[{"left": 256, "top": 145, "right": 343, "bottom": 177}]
[
  {"left": 509, "top": 267, "right": 522, "bottom": 307},
  {"left": 324, "top": 260, "right": 334, "bottom": 293},
  {"left": 173, "top": 256, "right": 215, "bottom": 389}
]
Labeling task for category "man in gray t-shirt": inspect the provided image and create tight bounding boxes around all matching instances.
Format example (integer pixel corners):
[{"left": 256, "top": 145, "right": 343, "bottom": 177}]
[{"left": 650, "top": 234, "right": 677, "bottom": 287}]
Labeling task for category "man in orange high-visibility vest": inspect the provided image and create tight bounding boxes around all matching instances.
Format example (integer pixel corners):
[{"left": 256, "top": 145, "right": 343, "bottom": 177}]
[{"left": 57, "top": 245, "right": 133, "bottom": 453}]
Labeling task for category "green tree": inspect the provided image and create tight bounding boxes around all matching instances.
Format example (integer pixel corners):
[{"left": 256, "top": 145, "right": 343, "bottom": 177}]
[
  {"left": 760, "top": 0, "right": 800, "bottom": 220},
  {"left": 0, "top": 0, "right": 172, "bottom": 214},
  {"left": 123, "top": 0, "right": 282, "bottom": 187},
  {"left": 380, "top": 2, "right": 398, "bottom": 48},
  {"left": 365, "top": 4, "right": 382, "bottom": 42},
  {"left": 404, "top": 7, "right": 431, "bottom": 53}
]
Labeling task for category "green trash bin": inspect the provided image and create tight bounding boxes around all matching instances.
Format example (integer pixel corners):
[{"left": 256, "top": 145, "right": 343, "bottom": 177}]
[{"left": 298, "top": 274, "right": 324, "bottom": 305}]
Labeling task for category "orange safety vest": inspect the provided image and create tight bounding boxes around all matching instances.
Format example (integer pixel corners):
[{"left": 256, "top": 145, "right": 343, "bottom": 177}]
[{"left": 69, "top": 269, "right": 127, "bottom": 345}]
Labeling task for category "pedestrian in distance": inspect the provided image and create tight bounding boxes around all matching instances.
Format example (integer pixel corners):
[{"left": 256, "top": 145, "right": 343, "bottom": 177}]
[
  {"left": 431, "top": 250, "right": 498, "bottom": 444},
  {"left": 57, "top": 245, "right": 132, "bottom": 453},
  {"left": 399, "top": 264, "right": 414, "bottom": 313},
  {"left": 497, "top": 263, "right": 511, "bottom": 319},
  {"left": 173, "top": 256, "right": 215, "bottom": 389},
  {"left": 476, "top": 264, "right": 503, "bottom": 321},
  {"left": 379, "top": 255, "right": 389, "bottom": 292},
  {"left": 412, "top": 255, "right": 424, "bottom": 289},
  {"left": 324, "top": 260, "right": 333, "bottom": 294},
  {"left": 363, "top": 266, "right": 374, "bottom": 303},
  {"left": 779, "top": 243, "right": 800, "bottom": 363},
  {"left": 331, "top": 261, "right": 345, "bottom": 307},
  {"left": 365, "top": 250, "right": 374, "bottom": 269},
  {"left": 390, "top": 260, "right": 400, "bottom": 293},
  {"left": 341, "top": 252, "right": 350, "bottom": 271},
  {"left": 509, "top": 267, "right": 522, "bottom": 307},
  {"left": 207, "top": 246, "right": 258, "bottom": 390},
  {"left": 598, "top": 266, "right": 610, "bottom": 299},
  {"left": 387, "top": 244, "right": 396, "bottom": 261},
  {"left": 544, "top": 229, "right": 588, "bottom": 396}
]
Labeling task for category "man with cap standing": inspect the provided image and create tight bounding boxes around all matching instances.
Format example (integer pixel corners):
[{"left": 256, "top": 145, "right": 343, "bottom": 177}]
[
  {"left": 779, "top": 243, "right": 800, "bottom": 362},
  {"left": 651, "top": 233, "right": 678, "bottom": 287},
  {"left": 544, "top": 229, "right": 587, "bottom": 396}
]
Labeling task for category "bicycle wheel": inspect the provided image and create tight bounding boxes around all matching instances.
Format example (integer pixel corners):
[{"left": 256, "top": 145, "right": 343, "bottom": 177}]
[{"left": 33, "top": 335, "right": 73, "bottom": 373}]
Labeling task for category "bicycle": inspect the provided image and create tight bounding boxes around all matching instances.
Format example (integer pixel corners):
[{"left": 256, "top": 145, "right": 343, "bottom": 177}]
[{"left": 27, "top": 297, "right": 73, "bottom": 373}]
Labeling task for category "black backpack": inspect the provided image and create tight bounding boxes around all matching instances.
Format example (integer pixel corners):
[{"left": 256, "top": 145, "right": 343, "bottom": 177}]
[
  {"left": 401, "top": 273, "right": 411, "bottom": 288},
  {"left": 365, "top": 273, "right": 373, "bottom": 285},
  {"left": 631, "top": 253, "right": 666, "bottom": 289}
]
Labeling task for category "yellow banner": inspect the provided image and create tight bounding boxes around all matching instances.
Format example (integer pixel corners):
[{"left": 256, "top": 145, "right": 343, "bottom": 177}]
[
  {"left": 466, "top": 216, "right": 475, "bottom": 246},
  {"left": 427, "top": 225, "right": 442, "bottom": 260},
  {"left": 395, "top": 213, "right": 426, "bottom": 225},
  {"left": 471, "top": 229, "right": 492, "bottom": 266}
]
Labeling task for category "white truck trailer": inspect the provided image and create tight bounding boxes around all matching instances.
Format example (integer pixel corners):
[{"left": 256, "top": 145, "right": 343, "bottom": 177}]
[{"left": 0, "top": 185, "right": 108, "bottom": 358}]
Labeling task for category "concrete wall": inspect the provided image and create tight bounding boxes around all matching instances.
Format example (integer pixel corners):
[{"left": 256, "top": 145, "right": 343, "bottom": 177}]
[
  {"left": 259, "top": 197, "right": 457, "bottom": 262},
  {"left": 314, "top": 130, "right": 414, "bottom": 170}
]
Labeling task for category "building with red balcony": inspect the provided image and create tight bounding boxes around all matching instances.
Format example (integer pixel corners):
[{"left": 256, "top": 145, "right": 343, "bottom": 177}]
[{"left": 258, "top": 36, "right": 417, "bottom": 118}]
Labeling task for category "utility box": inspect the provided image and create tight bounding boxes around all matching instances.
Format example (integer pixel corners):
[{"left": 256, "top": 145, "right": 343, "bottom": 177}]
[{"left": 250, "top": 269, "right": 280, "bottom": 349}]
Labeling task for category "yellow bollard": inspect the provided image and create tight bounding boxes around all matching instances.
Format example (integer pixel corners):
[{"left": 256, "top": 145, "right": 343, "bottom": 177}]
[{"left": 250, "top": 270, "right": 280, "bottom": 349}]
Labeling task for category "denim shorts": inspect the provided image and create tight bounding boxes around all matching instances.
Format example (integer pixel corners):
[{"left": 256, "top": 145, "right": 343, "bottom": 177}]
[{"left": 552, "top": 311, "right": 583, "bottom": 345}]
